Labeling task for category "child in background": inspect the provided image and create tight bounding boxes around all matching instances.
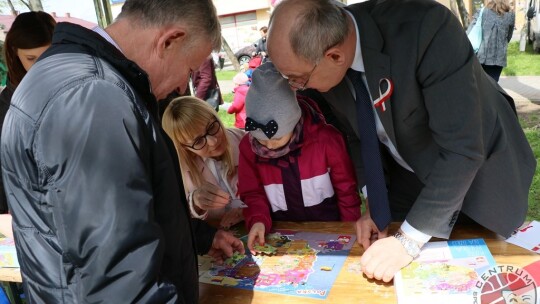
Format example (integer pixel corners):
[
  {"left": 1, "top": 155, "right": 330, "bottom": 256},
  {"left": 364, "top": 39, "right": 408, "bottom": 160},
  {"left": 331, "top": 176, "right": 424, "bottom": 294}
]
[
  {"left": 243, "top": 56, "right": 262, "bottom": 84},
  {"left": 238, "top": 62, "right": 362, "bottom": 253},
  {"left": 227, "top": 73, "right": 249, "bottom": 129}
]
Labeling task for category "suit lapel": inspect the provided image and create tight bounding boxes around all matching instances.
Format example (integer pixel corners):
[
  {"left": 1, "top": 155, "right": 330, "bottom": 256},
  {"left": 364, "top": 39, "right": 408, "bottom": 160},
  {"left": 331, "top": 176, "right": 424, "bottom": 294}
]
[
  {"left": 347, "top": 3, "right": 397, "bottom": 148},
  {"left": 323, "top": 80, "right": 360, "bottom": 138}
]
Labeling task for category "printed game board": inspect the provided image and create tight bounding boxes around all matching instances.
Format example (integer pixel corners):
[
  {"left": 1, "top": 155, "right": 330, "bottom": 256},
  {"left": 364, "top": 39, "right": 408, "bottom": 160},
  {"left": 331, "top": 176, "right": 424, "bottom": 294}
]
[
  {"left": 394, "top": 238, "right": 496, "bottom": 304},
  {"left": 199, "top": 230, "right": 356, "bottom": 299}
]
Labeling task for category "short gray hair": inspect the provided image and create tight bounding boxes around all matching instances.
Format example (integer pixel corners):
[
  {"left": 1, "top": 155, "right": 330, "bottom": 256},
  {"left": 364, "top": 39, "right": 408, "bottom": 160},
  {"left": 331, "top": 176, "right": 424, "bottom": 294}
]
[
  {"left": 118, "top": 0, "right": 221, "bottom": 50},
  {"left": 270, "top": 0, "right": 349, "bottom": 64}
]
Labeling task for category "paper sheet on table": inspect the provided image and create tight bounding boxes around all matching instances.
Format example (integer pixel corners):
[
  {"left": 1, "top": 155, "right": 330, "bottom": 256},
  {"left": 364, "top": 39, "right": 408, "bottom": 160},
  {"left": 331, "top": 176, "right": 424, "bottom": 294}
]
[{"left": 506, "top": 220, "right": 540, "bottom": 254}]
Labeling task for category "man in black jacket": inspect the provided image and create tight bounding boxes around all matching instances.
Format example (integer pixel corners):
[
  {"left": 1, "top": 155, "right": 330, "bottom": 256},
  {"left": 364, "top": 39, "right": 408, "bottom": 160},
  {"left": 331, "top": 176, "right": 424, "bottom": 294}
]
[{"left": 1, "top": 0, "right": 243, "bottom": 303}]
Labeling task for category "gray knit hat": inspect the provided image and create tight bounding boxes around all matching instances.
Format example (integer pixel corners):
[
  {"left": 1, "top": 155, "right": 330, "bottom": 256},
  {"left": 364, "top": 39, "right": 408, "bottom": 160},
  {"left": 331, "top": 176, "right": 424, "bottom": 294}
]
[{"left": 245, "top": 62, "right": 301, "bottom": 140}]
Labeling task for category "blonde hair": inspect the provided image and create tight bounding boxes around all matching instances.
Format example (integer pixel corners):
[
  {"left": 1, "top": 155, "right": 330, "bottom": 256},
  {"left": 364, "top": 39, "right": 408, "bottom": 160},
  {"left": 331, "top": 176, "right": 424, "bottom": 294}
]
[
  {"left": 486, "top": 0, "right": 512, "bottom": 15},
  {"left": 162, "top": 96, "right": 236, "bottom": 188}
]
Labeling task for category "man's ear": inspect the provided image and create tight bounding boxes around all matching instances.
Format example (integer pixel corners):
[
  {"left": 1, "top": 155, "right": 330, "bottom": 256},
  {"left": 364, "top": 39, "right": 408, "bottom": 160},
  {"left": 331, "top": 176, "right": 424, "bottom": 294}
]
[
  {"left": 157, "top": 27, "right": 187, "bottom": 58},
  {"left": 324, "top": 46, "right": 346, "bottom": 67}
]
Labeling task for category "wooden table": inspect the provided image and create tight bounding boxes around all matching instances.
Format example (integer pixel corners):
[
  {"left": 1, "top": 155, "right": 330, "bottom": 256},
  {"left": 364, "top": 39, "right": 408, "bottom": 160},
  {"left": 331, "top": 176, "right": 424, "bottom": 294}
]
[
  {"left": 0, "top": 267, "right": 20, "bottom": 283},
  {"left": 199, "top": 221, "right": 540, "bottom": 304},
  {"left": 0, "top": 222, "right": 537, "bottom": 303},
  {"left": 0, "top": 268, "right": 22, "bottom": 303}
]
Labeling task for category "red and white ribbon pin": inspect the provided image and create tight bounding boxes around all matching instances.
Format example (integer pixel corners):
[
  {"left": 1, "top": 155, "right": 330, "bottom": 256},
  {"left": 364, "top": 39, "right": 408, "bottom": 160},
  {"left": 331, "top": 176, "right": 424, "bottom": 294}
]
[{"left": 373, "top": 78, "right": 393, "bottom": 112}]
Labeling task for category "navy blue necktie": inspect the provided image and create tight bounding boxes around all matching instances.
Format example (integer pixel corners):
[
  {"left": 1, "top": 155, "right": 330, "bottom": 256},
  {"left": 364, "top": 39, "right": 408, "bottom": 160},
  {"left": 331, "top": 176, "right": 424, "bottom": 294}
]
[{"left": 347, "top": 69, "right": 391, "bottom": 231}]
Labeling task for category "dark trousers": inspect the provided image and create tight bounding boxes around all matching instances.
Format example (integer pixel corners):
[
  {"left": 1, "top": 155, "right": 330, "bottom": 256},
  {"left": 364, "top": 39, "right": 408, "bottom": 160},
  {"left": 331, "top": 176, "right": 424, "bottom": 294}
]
[{"left": 481, "top": 64, "right": 503, "bottom": 82}]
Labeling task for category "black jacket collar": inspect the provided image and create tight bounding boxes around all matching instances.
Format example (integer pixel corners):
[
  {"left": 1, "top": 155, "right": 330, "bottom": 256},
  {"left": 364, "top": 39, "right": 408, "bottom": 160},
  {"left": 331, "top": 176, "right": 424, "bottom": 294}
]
[{"left": 42, "top": 22, "right": 159, "bottom": 118}]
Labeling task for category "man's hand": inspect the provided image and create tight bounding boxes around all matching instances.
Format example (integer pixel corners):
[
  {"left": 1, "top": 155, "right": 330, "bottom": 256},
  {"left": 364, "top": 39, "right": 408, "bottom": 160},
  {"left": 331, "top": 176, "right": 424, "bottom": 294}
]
[
  {"left": 207, "top": 230, "right": 245, "bottom": 265},
  {"left": 360, "top": 236, "right": 414, "bottom": 282},
  {"left": 354, "top": 208, "right": 388, "bottom": 250},
  {"left": 193, "top": 182, "right": 230, "bottom": 211},
  {"left": 247, "top": 222, "right": 265, "bottom": 254}
]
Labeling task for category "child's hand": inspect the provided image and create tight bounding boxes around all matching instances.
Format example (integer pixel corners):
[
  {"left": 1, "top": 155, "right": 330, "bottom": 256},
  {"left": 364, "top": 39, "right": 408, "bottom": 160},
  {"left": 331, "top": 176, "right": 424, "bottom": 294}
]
[{"left": 247, "top": 222, "right": 265, "bottom": 254}]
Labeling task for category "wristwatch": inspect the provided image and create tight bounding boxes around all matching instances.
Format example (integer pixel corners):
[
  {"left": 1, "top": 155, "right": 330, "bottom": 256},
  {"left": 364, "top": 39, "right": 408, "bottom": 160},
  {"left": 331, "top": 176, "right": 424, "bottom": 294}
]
[{"left": 393, "top": 231, "right": 421, "bottom": 258}]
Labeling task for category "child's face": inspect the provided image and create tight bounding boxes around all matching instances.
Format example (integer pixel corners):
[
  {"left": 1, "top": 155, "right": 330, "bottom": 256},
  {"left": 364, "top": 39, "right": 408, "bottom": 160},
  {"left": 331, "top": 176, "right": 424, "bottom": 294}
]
[{"left": 256, "top": 132, "right": 293, "bottom": 150}]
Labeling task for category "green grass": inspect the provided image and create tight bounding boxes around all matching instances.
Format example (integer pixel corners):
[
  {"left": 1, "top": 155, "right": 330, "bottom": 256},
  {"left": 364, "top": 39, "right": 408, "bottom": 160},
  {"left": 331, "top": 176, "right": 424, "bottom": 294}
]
[
  {"left": 503, "top": 42, "right": 540, "bottom": 76},
  {"left": 216, "top": 70, "right": 236, "bottom": 81},
  {"left": 218, "top": 92, "right": 235, "bottom": 127},
  {"left": 520, "top": 113, "right": 540, "bottom": 220},
  {"left": 218, "top": 108, "right": 235, "bottom": 127}
]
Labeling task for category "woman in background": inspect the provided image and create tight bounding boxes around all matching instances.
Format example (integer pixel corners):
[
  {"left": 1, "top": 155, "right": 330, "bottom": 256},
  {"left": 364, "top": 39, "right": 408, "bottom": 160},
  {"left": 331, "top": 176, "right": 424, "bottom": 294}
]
[
  {"left": 192, "top": 55, "right": 223, "bottom": 111},
  {"left": 0, "top": 12, "right": 55, "bottom": 236},
  {"left": 467, "top": 0, "right": 515, "bottom": 81}
]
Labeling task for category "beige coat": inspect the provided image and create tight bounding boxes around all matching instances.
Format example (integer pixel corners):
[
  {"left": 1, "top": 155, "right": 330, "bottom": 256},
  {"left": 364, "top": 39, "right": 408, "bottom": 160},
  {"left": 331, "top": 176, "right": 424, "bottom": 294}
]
[{"left": 181, "top": 127, "right": 245, "bottom": 220}]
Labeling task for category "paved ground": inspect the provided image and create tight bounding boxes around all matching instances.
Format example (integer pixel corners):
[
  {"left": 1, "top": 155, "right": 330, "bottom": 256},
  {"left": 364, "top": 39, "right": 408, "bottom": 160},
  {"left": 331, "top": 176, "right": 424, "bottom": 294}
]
[
  {"left": 499, "top": 76, "right": 540, "bottom": 114},
  {"left": 219, "top": 75, "right": 540, "bottom": 114}
]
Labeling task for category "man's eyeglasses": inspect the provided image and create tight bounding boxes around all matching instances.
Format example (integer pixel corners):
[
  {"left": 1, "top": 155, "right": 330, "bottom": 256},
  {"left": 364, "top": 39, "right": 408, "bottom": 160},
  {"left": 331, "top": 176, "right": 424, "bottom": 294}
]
[
  {"left": 281, "top": 63, "right": 318, "bottom": 91},
  {"left": 182, "top": 119, "right": 221, "bottom": 150}
]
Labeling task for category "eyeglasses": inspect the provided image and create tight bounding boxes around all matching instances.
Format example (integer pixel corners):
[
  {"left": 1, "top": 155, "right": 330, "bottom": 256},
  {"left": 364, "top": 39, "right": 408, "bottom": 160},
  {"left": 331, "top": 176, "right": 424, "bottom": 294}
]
[
  {"left": 280, "top": 63, "right": 318, "bottom": 91},
  {"left": 182, "top": 119, "right": 221, "bottom": 150}
]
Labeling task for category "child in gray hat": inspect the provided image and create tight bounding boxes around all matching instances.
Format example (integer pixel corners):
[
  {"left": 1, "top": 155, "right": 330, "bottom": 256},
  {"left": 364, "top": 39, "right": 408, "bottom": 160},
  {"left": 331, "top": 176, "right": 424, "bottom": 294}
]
[{"left": 238, "top": 62, "right": 362, "bottom": 253}]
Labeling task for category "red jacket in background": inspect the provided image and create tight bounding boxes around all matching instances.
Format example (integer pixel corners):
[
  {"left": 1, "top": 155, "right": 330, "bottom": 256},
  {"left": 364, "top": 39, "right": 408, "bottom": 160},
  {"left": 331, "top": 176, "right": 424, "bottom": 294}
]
[{"left": 227, "top": 84, "right": 248, "bottom": 129}]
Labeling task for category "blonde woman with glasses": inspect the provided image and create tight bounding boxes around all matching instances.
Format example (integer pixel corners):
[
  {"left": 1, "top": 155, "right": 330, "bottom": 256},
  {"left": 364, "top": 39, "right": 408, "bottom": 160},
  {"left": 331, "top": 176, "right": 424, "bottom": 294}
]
[{"left": 162, "top": 96, "right": 246, "bottom": 228}]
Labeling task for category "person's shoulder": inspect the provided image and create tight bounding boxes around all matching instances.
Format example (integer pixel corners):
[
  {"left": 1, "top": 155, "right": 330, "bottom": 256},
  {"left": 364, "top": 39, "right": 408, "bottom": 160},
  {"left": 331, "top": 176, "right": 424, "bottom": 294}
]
[
  {"left": 365, "top": 0, "right": 448, "bottom": 19},
  {"left": 239, "top": 132, "right": 252, "bottom": 150},
  {"left": 235, "top": 85, "right": 249, "bottom": 93},
  {"left": 316, "top": 122, "right": 343, "bottom": 140},
  {"left": 226, "top": 127, "right": 246, "bottom": 143}
]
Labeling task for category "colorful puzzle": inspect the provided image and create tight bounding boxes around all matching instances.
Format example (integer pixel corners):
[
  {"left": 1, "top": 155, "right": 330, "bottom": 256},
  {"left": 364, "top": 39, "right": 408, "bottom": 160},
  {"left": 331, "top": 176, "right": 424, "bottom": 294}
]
[
  {"left": 0, "top": 237, "right": 19, "bottom": 268},
  {"left": 394, "top": 239, "right": 497, "bottom": 304},
  {"left": 199, "top": 230, "right": 356, "bottom": 299}
]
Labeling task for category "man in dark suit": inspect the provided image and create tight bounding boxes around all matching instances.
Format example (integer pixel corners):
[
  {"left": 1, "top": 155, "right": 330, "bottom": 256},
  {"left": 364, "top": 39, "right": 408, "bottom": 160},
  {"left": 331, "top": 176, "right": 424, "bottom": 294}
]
[{"left": 267, "top": 0, "right": 536, "bottom": 282}]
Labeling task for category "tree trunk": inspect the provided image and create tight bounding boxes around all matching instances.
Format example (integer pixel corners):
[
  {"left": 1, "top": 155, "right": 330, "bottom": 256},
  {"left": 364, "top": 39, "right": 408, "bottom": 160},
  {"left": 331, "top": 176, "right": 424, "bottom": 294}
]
[
  {"left": 222, "top": 37, "right": 241, "bottom": 72},
  {"left": 455, "top": 0, "right": 470, "bottom": 29},
  {"left": 448, "top": 0, "right": 461, "bottom": 24},
  {"left": 29, "top": 0, "right": 43, "bottom": 11},
  {"left": 6, "top": 0, "right": 17, "bottom": 15},
  {"left": 93, "top": 0, "right": 106, "bottom": 28},
  {"left": 100, "top": 0, "right": 113, "bottom": 26},
  {"left": 17, "top": 0, "right": 31, "bottom": 11}
]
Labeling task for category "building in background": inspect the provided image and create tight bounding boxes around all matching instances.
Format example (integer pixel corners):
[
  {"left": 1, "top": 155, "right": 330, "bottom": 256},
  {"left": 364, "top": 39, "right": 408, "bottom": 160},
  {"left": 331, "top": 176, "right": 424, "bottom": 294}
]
[
  {"left": 112, "top": 0, "right": 272, "bottom": 51},
  {"left": 0, "top": 12, "right": 97, "bottom": 41}
]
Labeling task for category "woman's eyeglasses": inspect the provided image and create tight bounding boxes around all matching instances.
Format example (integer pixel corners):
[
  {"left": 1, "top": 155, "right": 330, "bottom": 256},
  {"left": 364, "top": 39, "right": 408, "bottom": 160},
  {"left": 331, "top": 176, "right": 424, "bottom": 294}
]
[{"left": 182, "top": 119, "right": 221, "bottom": 150}]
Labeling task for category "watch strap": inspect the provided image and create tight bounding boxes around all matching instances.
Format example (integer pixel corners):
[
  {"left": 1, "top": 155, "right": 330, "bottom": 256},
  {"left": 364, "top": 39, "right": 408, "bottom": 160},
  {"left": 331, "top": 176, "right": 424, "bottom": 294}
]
[{"left": 393, "top": 231, "right": 421, "bottom": 258}]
